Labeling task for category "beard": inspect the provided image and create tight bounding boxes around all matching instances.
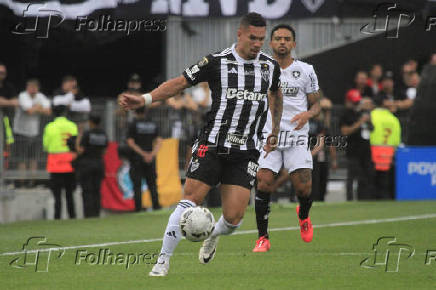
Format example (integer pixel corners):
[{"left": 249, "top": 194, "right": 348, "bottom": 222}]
[{"left": 274, "top": 47, "right": 290, "bottom": 57}]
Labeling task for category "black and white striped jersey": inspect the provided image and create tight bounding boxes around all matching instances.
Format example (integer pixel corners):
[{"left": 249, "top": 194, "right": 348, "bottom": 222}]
[{"left": 183, "top": 44, "right": 281, "bottom": 151}]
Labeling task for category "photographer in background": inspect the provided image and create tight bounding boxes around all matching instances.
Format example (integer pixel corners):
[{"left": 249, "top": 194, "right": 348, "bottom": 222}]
[{"left": 340, "top": 89, "right": 375, "bottom": 200}]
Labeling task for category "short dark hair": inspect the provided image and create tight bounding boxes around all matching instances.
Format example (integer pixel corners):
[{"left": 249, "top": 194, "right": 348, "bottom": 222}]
[
  {"left": 52, "top": 105, "right": 68, "bottom": 117},
  {"left": 62, "top": 75, "right": 76, "bottom": 84},
  {"left": 89, "top": 113, "right": 101, "bottom": 125},
  {"left": 271, "top": 24, "right": 296, "bottom": 41},
  {"left": 240, "top": 12, "right": 266, "bottom": 28},
  {"left": 26, "top": 78, "right": 40, "bottom": 87}
]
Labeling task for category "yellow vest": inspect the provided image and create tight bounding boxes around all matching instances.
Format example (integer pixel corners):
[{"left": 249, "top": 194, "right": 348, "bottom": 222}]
[
  {"left": 370, "top": 108, "right": 401, "bottom": 146},
  {"left": 43, "top": 117, "right": 78, "bottom": 153}
]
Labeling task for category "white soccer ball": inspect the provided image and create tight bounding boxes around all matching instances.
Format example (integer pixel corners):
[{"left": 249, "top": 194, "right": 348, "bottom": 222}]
[{"left": 180, "top": 207, "right": 215, "bottom": 242}]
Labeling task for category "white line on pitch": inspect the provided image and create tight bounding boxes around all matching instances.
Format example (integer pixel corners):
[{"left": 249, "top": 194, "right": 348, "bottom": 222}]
[{"left": 1, "top": 213, "right": 436, "bottom": 257}]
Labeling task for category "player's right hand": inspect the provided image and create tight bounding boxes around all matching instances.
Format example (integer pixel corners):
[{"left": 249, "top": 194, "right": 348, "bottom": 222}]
[
  {"left": 118, "top": 93, "right": 145, "bottom": 111},
  {"left": 263, "top": 134, "right": 278, "bottom": 158}
]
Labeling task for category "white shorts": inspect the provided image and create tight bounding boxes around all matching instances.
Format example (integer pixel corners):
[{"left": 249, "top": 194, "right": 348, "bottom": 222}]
[{"left": 258, "top": 145, "right": 313, "bottom": 174}]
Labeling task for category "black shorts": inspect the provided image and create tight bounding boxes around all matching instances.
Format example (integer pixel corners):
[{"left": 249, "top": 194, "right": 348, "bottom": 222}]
[{"left": 186, "top": 140, "right": 260, "bottom": 190}]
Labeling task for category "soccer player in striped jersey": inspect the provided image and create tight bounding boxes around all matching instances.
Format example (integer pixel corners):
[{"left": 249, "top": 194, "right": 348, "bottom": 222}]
[
  {"left": 252, "top": 24, "right": 321, "bottom": 252},
  {"left": 119, "top": 13, "right": 283, "bottom": 276}
]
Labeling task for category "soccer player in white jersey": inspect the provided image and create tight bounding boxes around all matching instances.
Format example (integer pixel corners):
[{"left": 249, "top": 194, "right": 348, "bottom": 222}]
[{"left": 252, "top": 24, "right": 321, "bottom": 252}]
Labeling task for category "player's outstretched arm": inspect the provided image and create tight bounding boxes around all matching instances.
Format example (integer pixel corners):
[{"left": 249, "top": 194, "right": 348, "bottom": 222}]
[{"left": 119, "top": 76, "right": 190, "bottom": 111}]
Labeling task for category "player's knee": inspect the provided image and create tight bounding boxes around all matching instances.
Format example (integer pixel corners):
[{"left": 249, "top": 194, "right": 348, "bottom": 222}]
[
  {"left": 295, "top": 181, "right": 312, "bottom": 197},
  {"left": 223, "top": 214, "right": 243, "bottom": 227},
  {"left": 182, "top": 190, "right": 203, "bottom": 205},
  {"left": 257, "top": 172, "right": 275, "bottom": 193},
  {"left": 257, "top": 179, "right": 273, "bottom": 193}
]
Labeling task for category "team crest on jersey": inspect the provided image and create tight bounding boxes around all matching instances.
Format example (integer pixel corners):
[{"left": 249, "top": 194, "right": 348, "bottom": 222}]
[
  {"left": 292, "top": 71, "right": 301, "bottom": 79},
  {"left": 198, "top": 57, "right": 208, "bottom": 67},
  {"left": 261, "top": 64, "right": 270, "bottom": 82}
]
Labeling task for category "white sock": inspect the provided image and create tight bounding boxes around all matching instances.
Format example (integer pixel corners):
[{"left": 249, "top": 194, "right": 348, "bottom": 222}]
[
  {"left": 159, "top": 200, "right": 196, "bottom": 257},
  {"left": 211, "top": 215, "right": 242, "bottom": 237}
]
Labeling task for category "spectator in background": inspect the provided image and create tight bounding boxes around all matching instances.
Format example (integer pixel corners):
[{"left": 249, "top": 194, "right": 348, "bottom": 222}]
[
  {"left": 309, "top": 95, "right": 337, "bottom": 201},
  {"left": 53, "top": 76, "right": 91, "bottom": 146},
  {"left": 52, "top": 75, "right": 76, "bottom": 105},
  {"left": 191, "top": 82, "right": 211, "bottom": 110},
  {"left": 366, "top": 64, "right": 383, "bottom": 96},
  {"left": 351, "top": 70, "right": 374, "bottom": 99},
  {"left": 77, "top": 114, "right": 108, "bottom": 218},
  {"left": 397, "top": 71, "right": 419, "bottom": 108},
  {"left": 340, "top": 89, "right": 375, "bottom": 200},
  {"left": 370, "top": 96, "right": 401, "bottom": 199},
  {"left": 430, "top": 53, "right": 436, "bottom": 65},
  {"left": 376, "top": 71, "right": 395, "bottom": 104},
  {"left": 0, "top": 62, "right": 18, "bottom": 157},
  {"left": 69, "top": 85, "right": 91, "bottom": 136},
  {"left": 43, "top": 104, "right": 78, "bottom": 219},
  {"left": 377, "top": 71, "right": 412, "bottom": 140},
  {"left": 401, "top": 60, "right": 417, "bottom": 90},
  {"left": 127, "top": 107, "right": 162, "bottom": 211},
  {"left": 167, "top": 91, "right": 199, "bottom": 169},
  {"left": 116, "top": 74, "right": 161, "bottom": 141},
  {"left": 13, "top": 79, "right": 51, "bottom": 186}
]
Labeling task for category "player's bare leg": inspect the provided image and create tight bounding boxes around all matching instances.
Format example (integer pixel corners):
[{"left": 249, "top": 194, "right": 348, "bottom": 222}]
[
  {"left": 253, "top": 168, "right": 275, "bottom": 252},
  {"left": 150, "top": 178, "right": 210, "bottom": 276},
  {"left": 199, "top": 184, "right": 250, "bottom": 264},
  {"left": 290, "top": 168, "right": 313, "bottom": 242}
]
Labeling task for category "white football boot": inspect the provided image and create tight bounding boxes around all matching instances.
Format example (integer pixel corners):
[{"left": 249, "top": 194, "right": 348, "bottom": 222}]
[
  {"left": 149, "top": 255, "right": 170, "bottom": 277},
  {"left": 199, "top": 236, "right": 219, "bottom": 264}
]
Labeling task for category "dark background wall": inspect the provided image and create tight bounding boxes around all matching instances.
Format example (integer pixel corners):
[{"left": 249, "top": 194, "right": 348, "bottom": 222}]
[{"left": 0, "top": 6, "right": 165, "bottom": 98}]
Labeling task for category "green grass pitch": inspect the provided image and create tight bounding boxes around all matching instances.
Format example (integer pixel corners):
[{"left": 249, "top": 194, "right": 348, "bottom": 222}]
[{"left": 1, "top": 201, "right": 436, "bottom": 289}]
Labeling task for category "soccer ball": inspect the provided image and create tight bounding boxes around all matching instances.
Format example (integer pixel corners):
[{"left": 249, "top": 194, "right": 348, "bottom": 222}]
[{"left": 180, "top": 207, "right": 215, "bottom": 242}]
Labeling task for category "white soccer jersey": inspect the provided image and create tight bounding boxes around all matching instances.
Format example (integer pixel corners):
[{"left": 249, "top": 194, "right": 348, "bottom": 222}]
[{"left": 264, "top": 59, "right": 319, "bottom": 148}]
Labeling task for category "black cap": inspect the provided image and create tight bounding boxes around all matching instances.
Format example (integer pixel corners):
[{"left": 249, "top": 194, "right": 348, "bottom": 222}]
[{"left": 128, "top": 73, "right": 141, "bottom": 83}]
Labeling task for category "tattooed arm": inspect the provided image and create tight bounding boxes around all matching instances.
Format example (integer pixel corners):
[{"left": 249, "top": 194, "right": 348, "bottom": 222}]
[
  {"left": 268, "top": 88, "right": 283, "bottom": 137},
  {"left": 291, "top": 90, "right": 321, "bottom": 130}
]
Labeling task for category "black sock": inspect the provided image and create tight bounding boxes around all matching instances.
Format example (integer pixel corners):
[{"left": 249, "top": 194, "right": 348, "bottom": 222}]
[
  {"left": 298, "top": 196, "right": 312, "bottom": 220},
  {"left": 255, "top": 189, "right": 271, "bottom": 238}
]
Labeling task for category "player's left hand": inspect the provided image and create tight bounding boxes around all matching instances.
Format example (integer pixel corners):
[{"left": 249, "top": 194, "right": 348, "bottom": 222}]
[
  {"left": 118, "top": 93, "right": 145, "bottom": 111},
  {"left": 263, "top": 134, "right": 278, "bottom": 158},
  {"left": 291, "top": 112, "right": 311, "bottom": 130}
]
